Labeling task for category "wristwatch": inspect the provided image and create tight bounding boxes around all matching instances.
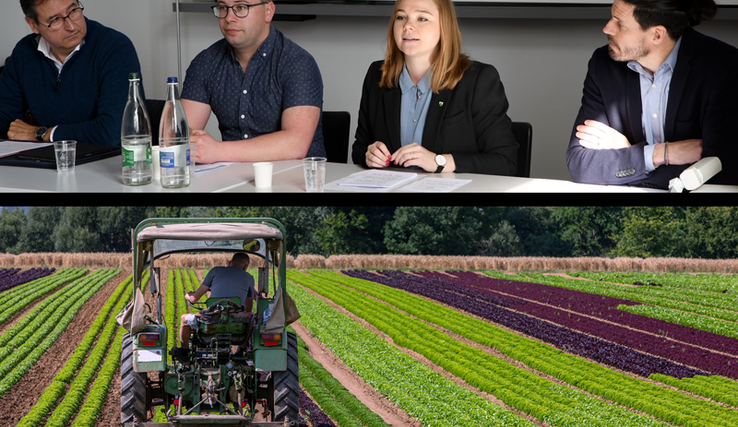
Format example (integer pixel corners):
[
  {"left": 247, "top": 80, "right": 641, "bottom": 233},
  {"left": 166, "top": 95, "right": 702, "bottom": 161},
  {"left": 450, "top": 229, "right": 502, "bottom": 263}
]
[
  {"left": 434, "top": 154, "right": 446, "bottom": 173},
  {"left": 35, "top": 126, "right": 48, "bottom": 142}
]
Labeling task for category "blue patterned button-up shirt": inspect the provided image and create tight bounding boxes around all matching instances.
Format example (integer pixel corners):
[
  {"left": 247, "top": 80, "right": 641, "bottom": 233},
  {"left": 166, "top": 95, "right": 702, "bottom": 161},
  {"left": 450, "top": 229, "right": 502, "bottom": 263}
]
[{"left": 182, "top": 26, "right": 325, "bottom": 157}]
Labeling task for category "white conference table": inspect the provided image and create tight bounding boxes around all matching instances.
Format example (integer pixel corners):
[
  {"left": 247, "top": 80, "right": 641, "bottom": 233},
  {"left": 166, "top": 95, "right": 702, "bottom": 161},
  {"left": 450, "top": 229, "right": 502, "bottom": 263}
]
[{"left": 0, "top": 155, "right": 734, "bottom": 193}]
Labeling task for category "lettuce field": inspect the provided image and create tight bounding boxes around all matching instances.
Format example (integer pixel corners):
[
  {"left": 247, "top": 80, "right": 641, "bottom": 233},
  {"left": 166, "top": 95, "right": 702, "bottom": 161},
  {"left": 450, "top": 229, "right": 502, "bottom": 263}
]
[{"left": 0, "top": 264, "right": 736, "bottom": 427}]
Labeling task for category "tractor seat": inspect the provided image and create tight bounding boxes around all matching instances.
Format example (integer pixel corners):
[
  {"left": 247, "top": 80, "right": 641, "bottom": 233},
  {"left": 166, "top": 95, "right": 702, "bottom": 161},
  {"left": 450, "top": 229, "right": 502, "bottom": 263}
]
[{"left": 194, "top": 297, "right": 254, "bottom": 348}]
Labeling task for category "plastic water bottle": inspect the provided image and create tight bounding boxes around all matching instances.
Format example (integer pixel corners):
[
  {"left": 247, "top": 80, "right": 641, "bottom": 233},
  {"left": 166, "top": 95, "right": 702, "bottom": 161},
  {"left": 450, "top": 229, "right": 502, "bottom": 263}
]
[
  {"left": 121, "top": 73, "right": 152, "bottom": 185},
  {"left": 159, "top": 76, "right": 190, "bottom": 188}
]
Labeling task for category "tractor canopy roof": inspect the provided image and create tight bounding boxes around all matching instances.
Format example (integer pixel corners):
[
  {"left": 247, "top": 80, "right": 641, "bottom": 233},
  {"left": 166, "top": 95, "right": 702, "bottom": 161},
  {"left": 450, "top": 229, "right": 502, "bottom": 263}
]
[{"left": 132, "top": 218, "right": 286, "bottom": 287}]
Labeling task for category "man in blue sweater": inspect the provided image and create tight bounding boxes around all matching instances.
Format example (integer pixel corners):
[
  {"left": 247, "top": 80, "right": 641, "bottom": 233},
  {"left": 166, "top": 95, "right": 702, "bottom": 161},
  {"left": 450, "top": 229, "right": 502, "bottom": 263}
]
[{"left": 0, "top": 0, "right": 142, "bottom": 146}]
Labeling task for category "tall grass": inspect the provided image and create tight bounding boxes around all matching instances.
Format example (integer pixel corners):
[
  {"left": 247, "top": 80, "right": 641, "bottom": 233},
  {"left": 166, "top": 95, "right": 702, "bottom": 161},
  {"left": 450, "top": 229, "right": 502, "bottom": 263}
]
[
  {"left": 292, "top": 255, "right": 738, "bottom": 273},
  {"left": 0, "top": 253, "right": 736, "bottom": 273}
]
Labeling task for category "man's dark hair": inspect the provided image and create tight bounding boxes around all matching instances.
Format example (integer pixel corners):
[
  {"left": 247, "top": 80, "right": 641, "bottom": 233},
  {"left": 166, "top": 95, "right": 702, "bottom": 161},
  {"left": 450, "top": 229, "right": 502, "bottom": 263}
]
[
  {"left": 231, "top": 252, "right": 250, "bottom": 268},
  {"left": 623, "top": 0, "right": 717, "bottom": 39},
  {"left": 20, "top": 0, "right": 41, "bottom": 22}
]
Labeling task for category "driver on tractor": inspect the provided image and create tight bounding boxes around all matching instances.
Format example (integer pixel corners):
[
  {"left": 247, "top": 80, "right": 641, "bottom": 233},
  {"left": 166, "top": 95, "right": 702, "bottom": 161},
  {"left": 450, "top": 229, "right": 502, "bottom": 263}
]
[{"left": 171, "top": 252, "right": 255, "bottom": 364}]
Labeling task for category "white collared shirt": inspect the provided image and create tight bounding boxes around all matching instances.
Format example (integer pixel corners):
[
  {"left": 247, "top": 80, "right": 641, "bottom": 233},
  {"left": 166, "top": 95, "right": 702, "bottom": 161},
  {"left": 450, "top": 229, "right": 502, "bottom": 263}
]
[
  {"left": 627, "top": 37, "right": 682, "bottom": 171},
  {"left": 37, "top": 35, "right": 84, "bottom": 72}
]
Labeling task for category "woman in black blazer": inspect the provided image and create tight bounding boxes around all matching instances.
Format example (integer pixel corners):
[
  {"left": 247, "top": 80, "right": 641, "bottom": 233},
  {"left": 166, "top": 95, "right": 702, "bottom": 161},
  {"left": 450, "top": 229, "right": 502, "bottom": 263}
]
[{"left": 351, "top": 0, "right": 518, "bottom": 175}]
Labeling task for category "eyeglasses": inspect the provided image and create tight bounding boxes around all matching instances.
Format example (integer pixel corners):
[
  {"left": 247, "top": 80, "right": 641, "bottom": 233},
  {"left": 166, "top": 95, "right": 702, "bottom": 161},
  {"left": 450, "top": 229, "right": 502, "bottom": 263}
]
[
  {"left": 211, "top": 2, "right": 268, "bottom": 19},
  {"left": 43, "top": 2, "right": 84, "bottom": 30}
]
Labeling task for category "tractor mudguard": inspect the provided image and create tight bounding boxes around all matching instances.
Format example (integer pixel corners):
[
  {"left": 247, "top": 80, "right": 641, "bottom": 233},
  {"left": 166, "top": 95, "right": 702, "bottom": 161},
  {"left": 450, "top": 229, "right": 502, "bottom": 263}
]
[{"left": 133, "top": 324, "right": 168, "bottom": 372}]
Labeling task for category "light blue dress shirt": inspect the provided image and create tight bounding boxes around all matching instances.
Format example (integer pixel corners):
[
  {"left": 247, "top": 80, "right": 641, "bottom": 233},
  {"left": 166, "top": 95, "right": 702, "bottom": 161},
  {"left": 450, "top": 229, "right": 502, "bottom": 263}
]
[
  {"left": 398, "top": 66, "right": 432, "bottom": 147},
  {"left": 627, "top": 37, "right": 682, "bottom": 171}
]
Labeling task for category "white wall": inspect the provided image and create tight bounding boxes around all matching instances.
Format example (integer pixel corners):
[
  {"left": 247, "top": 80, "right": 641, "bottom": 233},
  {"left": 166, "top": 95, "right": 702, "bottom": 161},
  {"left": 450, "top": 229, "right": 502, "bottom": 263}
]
[{"left": 2, "top": 1, "right": 736, "bottom": 180}]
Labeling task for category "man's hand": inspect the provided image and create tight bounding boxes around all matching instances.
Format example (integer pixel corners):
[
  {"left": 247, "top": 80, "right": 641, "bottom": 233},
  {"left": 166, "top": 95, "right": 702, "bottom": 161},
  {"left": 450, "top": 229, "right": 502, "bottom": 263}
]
[
  {"left": 190, "top": 130, "right": 220, "bottom": 164},
  {"left": 653, "top": 139, "right": 703, "bottom": 167},
  {"left": 8, "top": 119, "right": 44, "bottom": 141},
  {"left": 185, "top": 292, "right": 196, "bottom": 303},
  {"left": 576, "top": 120, "right": 631, "bottom": 150}
]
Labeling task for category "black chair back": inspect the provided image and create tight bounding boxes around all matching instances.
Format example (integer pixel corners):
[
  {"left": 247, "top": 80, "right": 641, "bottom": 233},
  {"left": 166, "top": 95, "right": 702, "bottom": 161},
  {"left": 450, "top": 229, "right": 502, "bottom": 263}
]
[
  {"left": 511, "top": 121, "right": 532, "bottom": 178},
  {"left": 322, "top": 111, "right": 351, "bottom": 163}
]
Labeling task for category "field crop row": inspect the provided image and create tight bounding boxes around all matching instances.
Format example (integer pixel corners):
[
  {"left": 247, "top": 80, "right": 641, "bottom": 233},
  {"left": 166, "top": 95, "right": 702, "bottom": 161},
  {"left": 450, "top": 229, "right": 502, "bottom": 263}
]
[
  {"left": 500, "top": 271, "right": 738, "bottom": 339},
  {"left": 293, "top": 271, "right": 672, "bottom": 427},
  {"left": 567, "top": 271, "right": 738, "bottom": 293},
  {"left": 347, "top": 269, "right": 707, "bottom": 380},
  {"left": 485, "top": 270, "right": 738, "bottom": 352},
  {"left": 0, "top": 267, "right": 56, "bottom": 293},
  {"left": 16, "top": 272, "right": 133, "bottom": 426},
  {"left": 319, "top": 270, "right": 737, "bottom": 427},
  {"left": 0, "top": 268, "right": 120, "bottom": 397},
  {"left": 406, "top": 270, "right": 738, "bottom": 379},
  {"left": 0, "top": 268, "right": 88, "bottom": 326},
  {"left": 288, "top": 271, "right": 537, "bottom": 427},
  {"left": 296, "top": 330, "right": 390, "bottom": 427}
]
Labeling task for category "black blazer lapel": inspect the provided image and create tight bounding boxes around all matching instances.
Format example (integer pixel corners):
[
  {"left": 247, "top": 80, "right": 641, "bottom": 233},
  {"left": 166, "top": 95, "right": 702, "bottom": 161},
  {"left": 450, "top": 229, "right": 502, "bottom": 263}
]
[
  {"left": 664, "top": 29, "right": 695, "bottom": 141},
  {"left": 422, "top": 90, "right": 452, "bottom": 153},
  {"left": 626, "top": 70, "right": 645, "bottom": 144},
  {"left": 383, "top": 87, "right": 402, "bottom": 152}
]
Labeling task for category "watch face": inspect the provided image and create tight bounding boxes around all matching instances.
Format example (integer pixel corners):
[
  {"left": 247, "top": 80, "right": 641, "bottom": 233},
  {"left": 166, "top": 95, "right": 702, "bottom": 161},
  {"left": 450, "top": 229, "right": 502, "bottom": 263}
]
[
  {"left": 435, "top": 154, "right": 446, "bottom": 166},
  {"left": 36, "top": 127, "right": 47, "bottom": 139}
]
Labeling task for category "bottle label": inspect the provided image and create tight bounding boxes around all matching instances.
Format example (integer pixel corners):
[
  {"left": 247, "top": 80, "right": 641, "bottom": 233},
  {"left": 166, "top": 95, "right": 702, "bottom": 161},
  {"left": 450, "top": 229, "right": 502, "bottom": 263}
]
[
  {"left": 160, "top": 145, "right": 190, "bottom": 168},
  {"left": 122, "top": 145, "right": 152, "bottom": 166}
]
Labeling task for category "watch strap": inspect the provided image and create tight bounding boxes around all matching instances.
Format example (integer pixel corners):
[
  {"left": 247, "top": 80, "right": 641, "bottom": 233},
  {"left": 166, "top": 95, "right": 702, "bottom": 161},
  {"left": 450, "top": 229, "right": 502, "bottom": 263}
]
[{"left": 434, "top": 154, "right": 446, "bottom": 173}]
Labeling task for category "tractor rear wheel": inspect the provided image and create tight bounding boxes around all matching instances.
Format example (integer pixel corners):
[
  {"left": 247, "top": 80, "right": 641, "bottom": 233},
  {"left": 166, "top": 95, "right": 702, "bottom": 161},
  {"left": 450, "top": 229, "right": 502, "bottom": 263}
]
[
  {"left": 272, "top": 331, "right": 299, "bottom": 424},
  {"left": 121, "top": 332, "right": 148, "bottom": 424}
]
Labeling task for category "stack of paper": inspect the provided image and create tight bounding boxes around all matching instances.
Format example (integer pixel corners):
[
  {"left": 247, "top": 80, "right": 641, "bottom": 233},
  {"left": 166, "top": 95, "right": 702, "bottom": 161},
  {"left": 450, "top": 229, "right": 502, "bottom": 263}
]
[{"left": 337, "top": 170, "right": 419, "bottom": 189}]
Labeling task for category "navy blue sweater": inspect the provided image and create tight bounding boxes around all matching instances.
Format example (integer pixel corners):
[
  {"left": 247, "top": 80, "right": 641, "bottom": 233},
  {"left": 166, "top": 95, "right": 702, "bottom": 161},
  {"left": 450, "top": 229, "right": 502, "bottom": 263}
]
[{"left": 0, "top": 18, "right": 142, "bottom": 146}]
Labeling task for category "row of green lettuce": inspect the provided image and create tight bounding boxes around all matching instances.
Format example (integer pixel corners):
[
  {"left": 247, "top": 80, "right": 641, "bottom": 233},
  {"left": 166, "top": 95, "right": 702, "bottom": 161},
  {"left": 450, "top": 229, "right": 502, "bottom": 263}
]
[
  {"left": 288, "top": 270, "right": 738, "bottom": 427},
  {"left": 0, "top": 268, "right": 120, "bottom": 397},
  {"left": 17, "top": 270, "right": 136, "bottom": 426}
]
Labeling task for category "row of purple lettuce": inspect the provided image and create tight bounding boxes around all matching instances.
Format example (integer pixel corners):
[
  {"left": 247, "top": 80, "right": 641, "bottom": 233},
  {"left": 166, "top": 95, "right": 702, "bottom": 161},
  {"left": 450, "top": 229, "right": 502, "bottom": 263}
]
[{"left": 0, "top": 267, "right": 56, "bottom": 293}]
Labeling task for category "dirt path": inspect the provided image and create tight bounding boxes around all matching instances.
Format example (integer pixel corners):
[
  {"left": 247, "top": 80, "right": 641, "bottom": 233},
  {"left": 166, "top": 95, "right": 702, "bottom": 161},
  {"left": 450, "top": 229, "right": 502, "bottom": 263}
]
[{"left": 0, "top": 269, "right": 126, "bottom": 426}]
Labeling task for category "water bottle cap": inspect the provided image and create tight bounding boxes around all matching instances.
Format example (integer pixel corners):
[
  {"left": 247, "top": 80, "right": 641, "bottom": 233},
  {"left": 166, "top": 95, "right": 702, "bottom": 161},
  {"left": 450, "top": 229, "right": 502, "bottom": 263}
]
[
  {"left": 129, "top": 72, "right": 141, "bottom": 80},
  {"left": 167, "top": 77, "right": 178, "bottom": 83}
]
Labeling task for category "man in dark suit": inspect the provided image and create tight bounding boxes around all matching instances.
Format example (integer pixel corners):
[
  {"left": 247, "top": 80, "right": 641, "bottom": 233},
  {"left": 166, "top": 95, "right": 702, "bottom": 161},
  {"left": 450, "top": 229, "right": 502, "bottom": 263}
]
[{"left": 566, "top": 0, "right": 738, "bottom": 188}]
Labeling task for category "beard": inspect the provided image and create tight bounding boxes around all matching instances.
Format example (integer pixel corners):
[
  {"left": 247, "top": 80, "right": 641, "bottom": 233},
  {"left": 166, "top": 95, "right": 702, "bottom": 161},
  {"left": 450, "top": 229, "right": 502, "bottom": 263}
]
[{"left": 607, "top": 36, "right": 650, "bottom": 62}]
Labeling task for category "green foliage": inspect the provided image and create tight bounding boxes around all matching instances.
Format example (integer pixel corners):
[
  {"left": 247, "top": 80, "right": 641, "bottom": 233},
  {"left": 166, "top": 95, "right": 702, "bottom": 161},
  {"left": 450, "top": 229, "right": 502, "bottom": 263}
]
[
  {"left": 479, "top": 219, "right": 524, "bottom": 256},
  {"left": 2, "top": 206, "right": 738, "bottom": 258},
  {"left": 0, "top": 207, "right": 26, "bottom": 254},
  {"left": 314, "top": 209, "right": 373, "bottom": 255},
  {"left": 382, "top": 206, "right": 499, "bottom": 255},
  {"left": 551, "top": 206, "right": 623, "bottom": 257},
  {"left": 14, "top": 207, "right": 64, "bottom": 253}
]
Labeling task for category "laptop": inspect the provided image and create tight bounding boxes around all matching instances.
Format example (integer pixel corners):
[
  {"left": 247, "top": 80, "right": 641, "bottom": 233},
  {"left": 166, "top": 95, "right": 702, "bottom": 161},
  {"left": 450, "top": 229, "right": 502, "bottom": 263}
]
[{"left": 0, "top": 141, "right": 119, "bottom": 169}]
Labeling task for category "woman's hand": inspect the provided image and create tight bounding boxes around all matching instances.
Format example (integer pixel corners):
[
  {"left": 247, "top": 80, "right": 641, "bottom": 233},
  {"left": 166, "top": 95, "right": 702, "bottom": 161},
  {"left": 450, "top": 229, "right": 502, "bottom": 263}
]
[
  {"left": 391, "top": 142, "right": 437, "bottom": 172},
  {"left": 366, "top": 141, "right": 393, "bottom": 168}
]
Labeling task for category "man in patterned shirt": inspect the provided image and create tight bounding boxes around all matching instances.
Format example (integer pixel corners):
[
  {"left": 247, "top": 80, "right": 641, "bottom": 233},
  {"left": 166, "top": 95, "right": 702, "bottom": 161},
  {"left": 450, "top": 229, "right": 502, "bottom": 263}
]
[{"left": 181, "top": 0, "right": 325, "bottom": 163}]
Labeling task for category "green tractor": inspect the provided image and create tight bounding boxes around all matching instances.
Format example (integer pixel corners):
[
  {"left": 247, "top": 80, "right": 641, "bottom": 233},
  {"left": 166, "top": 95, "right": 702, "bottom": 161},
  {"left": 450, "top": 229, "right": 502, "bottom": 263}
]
[{"left": 119, "top": 218, "right": 300, "bottom": 427}]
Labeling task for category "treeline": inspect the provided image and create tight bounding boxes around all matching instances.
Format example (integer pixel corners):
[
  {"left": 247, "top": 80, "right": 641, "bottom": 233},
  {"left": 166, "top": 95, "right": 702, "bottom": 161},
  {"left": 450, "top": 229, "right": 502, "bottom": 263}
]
[{"left": 0, "top": 206, "right": 736, "bottom": 259}]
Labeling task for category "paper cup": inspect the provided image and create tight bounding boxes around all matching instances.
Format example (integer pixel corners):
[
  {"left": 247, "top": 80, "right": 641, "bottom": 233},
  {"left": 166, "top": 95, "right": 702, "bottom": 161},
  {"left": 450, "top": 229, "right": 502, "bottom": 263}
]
[{"left": 253, "top": 162, "right": 274, "bottom": 188}]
